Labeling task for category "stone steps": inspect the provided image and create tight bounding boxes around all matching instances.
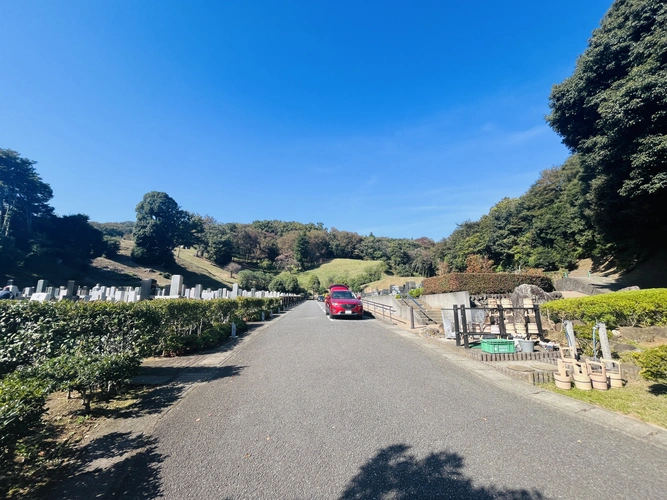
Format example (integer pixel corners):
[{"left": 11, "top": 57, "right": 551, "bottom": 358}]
[{"left": 407, "top": 298, "right": 440, "bottom": 325}]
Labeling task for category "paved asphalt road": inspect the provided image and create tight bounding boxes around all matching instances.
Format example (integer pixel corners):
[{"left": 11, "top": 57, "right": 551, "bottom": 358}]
[{"left": 120, "top": 301, "right": 667, "bottom": 499}]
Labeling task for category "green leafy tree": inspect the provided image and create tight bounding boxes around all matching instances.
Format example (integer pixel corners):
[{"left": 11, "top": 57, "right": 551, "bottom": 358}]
[
  {"left": 269, "top": 273, "right": 302, "bottom": 294},
  {"left": 34, "top": 214, "right": 106, "bottom": 267},
  {"left": 131, "top": 191, "right": 191, "bottom": 266},
  {"left": 206, "top": 234, "right": 235, "bottom": 266},
  {"left": 547, "top": 0, "right": 667, "bottom": 267},
  {"left": 294, "top": 232, "right": 310, "bottom": 269},
  {"left": 328, "top": 228, "right": 362, "bottom": 258},
  {"left": 0, "top": 149, "right": 53, "bottom": 240},
  {"left": 237, "top": 270, "right": 272, "bottom": 290},
  {"left": 307, "top": 230, "right": 330, "bottom": 263},
  {"left": 358, "top": 234, "right": 390, "bottom": 261},
  {"left": 306, "top": 274, "right": 321, "bottom": 295}
]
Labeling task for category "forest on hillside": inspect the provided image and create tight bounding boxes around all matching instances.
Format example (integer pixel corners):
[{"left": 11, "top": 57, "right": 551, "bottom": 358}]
[{"left": 2, "top": 0, "right": 666, "bottom": 284}]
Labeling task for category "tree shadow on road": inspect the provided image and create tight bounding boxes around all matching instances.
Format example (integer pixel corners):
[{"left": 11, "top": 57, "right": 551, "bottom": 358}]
[
  {"left": 97, "top": 365, "right": 246, "bottom": 419},
  {"left": 46, "top": 431, "right": 164, "bottom": 500},
  {"left": 340, "top": 444, "right": 545, "bottom": 500}
]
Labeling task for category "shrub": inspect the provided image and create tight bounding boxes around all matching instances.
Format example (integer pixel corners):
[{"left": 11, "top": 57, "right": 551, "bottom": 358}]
[
  {"left": 408, "top": 288, "right": 423, "bottom": 298},
  {"left": 0, "top": 297, "right": 278, "bottom": 365},
  {"left": 39, "top": 353, "right": 141, "bottom": 413},
  {"left": 422, "top": 273, "right": 554, "bottom": 295},
  {"left": 542, "top": 289, "right": 667, "bottom": 329},
  {"left": 632, "top": 345, "right": 667, "bottom": 382},
  {"left": 237, "top": 270, "right": 272, "bottom": 290},
  {"left": 0, "top": 372, "right": 48, "bottom": 464}
]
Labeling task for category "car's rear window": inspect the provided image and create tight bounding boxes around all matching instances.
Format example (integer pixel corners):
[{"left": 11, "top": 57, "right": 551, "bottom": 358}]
[{"left": 332, "top": 291, "right": 355, "bottom": 299}]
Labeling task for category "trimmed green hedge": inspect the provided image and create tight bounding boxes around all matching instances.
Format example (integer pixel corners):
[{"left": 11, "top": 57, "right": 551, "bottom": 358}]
[
  {"left": 0, "top": 297, "right": 282, "bottom": 374},
  {"left": 0, "top": 296, "right": 283, "bottom": 470},
  {"left": 542, "top": 289, "right": 667, "bottom": 329},
  {"left": 422, "top": 273, "right": 554, "bottom": 295}
]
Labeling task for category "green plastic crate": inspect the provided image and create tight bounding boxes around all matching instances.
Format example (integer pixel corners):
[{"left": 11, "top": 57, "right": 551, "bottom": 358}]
[{"left": 481, "top": 339, "right": 515, "bottom": 354}]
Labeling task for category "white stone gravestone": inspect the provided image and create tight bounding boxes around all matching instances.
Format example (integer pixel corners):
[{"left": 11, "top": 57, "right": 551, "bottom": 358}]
[{"left": 170, "top": 275, "right": 184, "bottom": 297}]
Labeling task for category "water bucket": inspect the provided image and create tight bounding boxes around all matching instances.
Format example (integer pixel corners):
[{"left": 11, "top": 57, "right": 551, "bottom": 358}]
[
  {"left": 518, "top": 339, "right": 535, "bottom": 353},
  {"left": 554, "top": 373, "right": 571, "bottom": 390},
  {"left": 573, "top": 374, "right": 592, "bottom": 391}
]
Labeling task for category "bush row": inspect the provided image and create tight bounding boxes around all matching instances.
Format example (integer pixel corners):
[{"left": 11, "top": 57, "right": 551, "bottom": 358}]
[
  {"left": 541, "top": 289, "right": 667, "bottom": 329},
  {"left": 422, "top": 273, "right": 554, "bottom": 295},
  {"left": 0, "top": 297, "right": 281, "bottom": 375},
  {"left": 0, "top": 296, "right": 282, "bottom": 465}
]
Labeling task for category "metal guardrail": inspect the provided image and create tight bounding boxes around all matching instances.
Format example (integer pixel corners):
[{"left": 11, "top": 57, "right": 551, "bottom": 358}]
[
  {"left": 403, "top": 296, "right": 437, "bottom": 324},
  {"left": 361, "top": 298, "right": 404, "bottom": 324}
]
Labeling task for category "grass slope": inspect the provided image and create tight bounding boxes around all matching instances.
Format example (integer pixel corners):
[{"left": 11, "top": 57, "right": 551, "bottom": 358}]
[
  {"left": 297, "top": 259, "right": 388, "bottom": 287},
  {"left": 2, "top": 240, "right": 239, "bottom": 291},
  {"left": 90, "top": 240, "right": 237, "bottom": 290}
]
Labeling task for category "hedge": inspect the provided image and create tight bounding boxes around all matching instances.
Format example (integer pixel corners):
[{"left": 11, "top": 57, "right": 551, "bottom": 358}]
[
  {"left": 542, "top": 289, "right": 667, "bottom": 329},
  {"left": 0, "top": 371, "right": 48, "bottom": 465},
  {"left": 0, "top": 297, "right": 282, "bottom": 375},
  {"left": 422, "top": 273, "right": 554, "bottom": 295},
  {"left": 0, "top": 296, "right": 283, "bottom": 471}
]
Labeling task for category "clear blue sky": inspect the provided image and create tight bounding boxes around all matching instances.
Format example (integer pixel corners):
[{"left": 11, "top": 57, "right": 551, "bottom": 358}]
[{"left": 1, "top": 0, "right": 613, "bottom": 240}]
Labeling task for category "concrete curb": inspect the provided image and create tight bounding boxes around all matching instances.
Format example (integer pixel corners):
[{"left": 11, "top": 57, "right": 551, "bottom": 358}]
[{"left": 373, "top": 316, "right": 667, "bottom": 452}]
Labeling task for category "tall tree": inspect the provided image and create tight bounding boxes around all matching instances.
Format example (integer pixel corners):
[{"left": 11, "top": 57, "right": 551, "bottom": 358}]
[
  {"left": 0, "top": 149, "right": 53, "bottom": 239},
  {"left": 547, "top": 0, "right": 667, "bottom": 267},
  {"left": 34, "top": 214, "right": 106, "bottom": 268},
  {"left": 306, "top": 274, "right": 321, "bottom": 295},
  {"left": 294, "top": 232, "right": 310, "bottom": 269},
  {"left": 131, "top": 191, "right": 191, "bottom": 266}
]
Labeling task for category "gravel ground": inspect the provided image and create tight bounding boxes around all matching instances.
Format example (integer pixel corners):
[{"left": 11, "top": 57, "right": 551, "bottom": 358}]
[{"left": 116, "top": 301, "right": 667, "bottom": 499}]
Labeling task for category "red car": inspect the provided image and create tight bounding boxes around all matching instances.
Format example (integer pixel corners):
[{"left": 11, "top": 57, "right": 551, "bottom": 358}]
[{"left": 325, "top": 284, "right": 364, "bottom": 319}]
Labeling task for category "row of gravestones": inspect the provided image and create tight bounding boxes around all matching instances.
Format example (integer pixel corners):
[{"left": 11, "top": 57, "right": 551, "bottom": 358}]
[{"left": 4, "top": 275, "right": 289, "bottom": 304}]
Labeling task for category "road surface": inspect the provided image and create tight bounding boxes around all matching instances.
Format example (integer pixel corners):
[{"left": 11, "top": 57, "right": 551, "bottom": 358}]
[{"left": 118, "top": 301, "right": 667, "bottom": 499}]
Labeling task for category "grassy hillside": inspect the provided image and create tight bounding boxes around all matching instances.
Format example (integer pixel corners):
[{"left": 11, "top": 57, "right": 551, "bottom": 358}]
[
  {"left": 297, "top": 259, "right": 389, "bottom": 288},
  {"left": 86, "top": 241, "right": 240, "bottom": 290},
  {"left": 3, "top": 240, "right": 240, "bottom": 290}
]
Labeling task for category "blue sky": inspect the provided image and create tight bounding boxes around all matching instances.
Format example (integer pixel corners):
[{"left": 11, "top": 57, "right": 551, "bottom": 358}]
[{"left": 1, "top": 0, "right": 613, "bottom": 240}]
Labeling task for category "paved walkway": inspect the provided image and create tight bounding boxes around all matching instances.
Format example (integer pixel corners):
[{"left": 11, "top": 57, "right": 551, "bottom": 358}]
[
  {"left": 131, "top": 306, "right": 667, "bottom": 452},
  {"left": 49, "top": 302, "right": 667, "bottom": 499},
  {"left": 131, "top": 319, "right": 282, "bottom": 385}
]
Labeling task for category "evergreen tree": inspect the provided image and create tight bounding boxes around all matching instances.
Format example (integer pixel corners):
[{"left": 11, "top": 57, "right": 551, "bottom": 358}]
[
  {"left": 294, "top": 232, "right": 310, "bottom": 269},
  {"left": 548, "top": 0, "right": 667, "bottom": 267},
  {"left": 131, "top": 192, "right": 191, "bottom": 266}
]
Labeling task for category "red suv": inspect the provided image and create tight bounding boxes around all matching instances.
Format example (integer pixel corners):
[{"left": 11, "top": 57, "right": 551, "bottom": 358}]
[{"left": 325, "top": 284, "right": 364, "bottom": 319}]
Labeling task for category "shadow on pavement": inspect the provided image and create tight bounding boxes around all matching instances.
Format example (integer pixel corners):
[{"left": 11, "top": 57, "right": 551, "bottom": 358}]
[
  {"left": 106, "top": 365, "right": 245, "bottom": 418},
  {"left": 340, "top": 444, "right": 545, "bottom": 500},
  {"left": 46, "top": 365, "right": 244, "bottom": 498},
  {"left": 47, "top": 432, "right": 164, "bottom": 500}
]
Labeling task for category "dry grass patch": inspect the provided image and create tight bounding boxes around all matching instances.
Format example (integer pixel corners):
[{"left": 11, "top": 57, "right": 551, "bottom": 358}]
[{"left": 174, "top": 247, "right": 238, "bottom": 287}]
